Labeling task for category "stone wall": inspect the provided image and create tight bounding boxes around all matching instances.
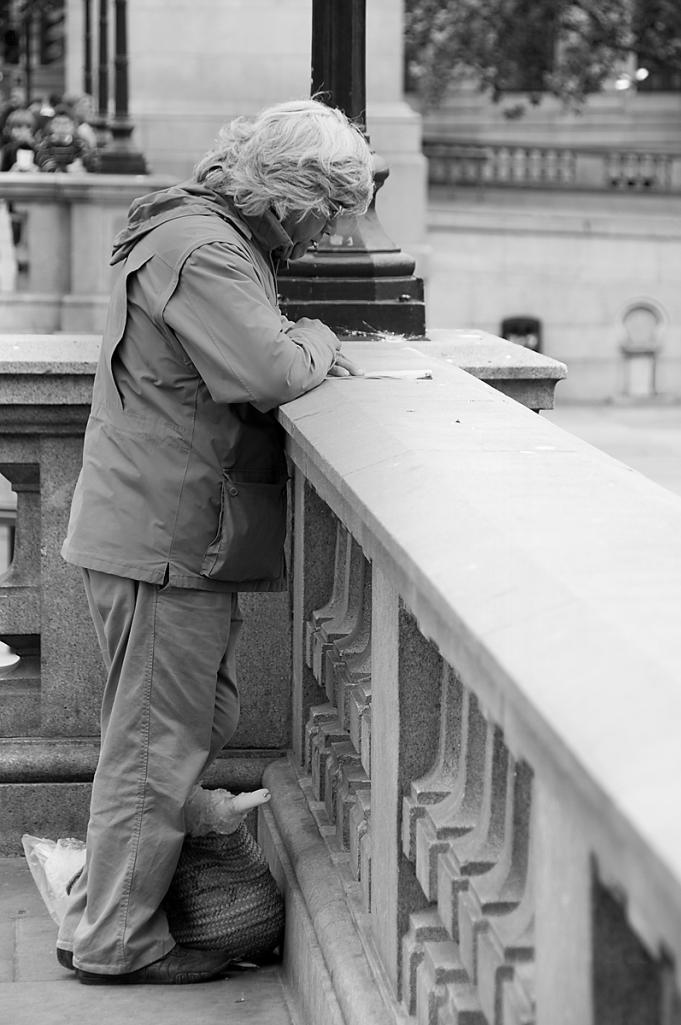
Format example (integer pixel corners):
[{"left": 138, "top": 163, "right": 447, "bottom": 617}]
[{"left": 426, "top": 188, "right": 681, "bottom": 402}]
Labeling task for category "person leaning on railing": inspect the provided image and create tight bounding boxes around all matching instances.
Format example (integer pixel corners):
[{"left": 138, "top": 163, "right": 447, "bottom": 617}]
[{"left": 55, "top": 98, "right": 373, "bottom": 986}]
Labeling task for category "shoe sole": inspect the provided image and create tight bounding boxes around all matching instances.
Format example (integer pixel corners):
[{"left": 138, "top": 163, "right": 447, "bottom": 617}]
[{"left": 76, "top": 966, "right": 230, "bottom": 985}]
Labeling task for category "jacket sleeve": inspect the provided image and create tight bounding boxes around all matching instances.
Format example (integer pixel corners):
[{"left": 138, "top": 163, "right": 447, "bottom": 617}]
[{"left": 162, "top": 240, "right": 340, "bottom": 412}]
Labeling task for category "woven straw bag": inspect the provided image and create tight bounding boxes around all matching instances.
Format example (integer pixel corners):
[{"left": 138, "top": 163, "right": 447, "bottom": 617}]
[{"left": 164, "top": 822, "right": 284, "bottom": 961}]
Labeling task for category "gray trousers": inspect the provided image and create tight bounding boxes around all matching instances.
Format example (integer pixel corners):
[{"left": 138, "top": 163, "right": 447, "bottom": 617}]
[{"left": 57, "top": 568, "right": 242, "bottom": 974}]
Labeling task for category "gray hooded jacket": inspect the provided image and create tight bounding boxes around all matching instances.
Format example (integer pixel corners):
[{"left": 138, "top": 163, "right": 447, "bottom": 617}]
[{"left": 61, "top": 182, "right": 339, "bottom": 590}]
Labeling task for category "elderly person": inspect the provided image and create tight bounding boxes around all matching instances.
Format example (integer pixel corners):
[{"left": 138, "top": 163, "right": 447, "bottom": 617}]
[{"left": 56, "top": 99, "right": 374, "bottom": 985}]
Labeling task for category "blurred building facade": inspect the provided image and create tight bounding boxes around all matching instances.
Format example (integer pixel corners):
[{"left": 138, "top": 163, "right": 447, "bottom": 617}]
[{"left": 1, "top": 0, "right": 427, "bottom": 270}]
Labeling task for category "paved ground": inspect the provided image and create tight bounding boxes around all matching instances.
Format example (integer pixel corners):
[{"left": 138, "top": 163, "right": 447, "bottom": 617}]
[
  {"left": 0, "top": 857, "right": 295, "bottom": 1025},
  {"left": 542, "top": 400, "right": 681, "bottom": 499}
]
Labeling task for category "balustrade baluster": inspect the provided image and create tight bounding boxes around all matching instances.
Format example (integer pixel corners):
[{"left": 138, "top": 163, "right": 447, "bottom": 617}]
[
  {"left": 304, "top": 521, "right": 348, "bottom": 669},
  {"left": 476, "top": 800, "right": 535, "bottom": 1024},
  {"left": 498, "top": 147, "right": 510, "bottom": 185},
  {"left": 348, "top": 677, "right": 372, "bottom": 773},
  {"left": 349, "top": 786, "right": 371, "bottom": 902},
  {"left": 414, "top": 690, "right": 487, "bottom": 900},
  {"left": 0, "top": 462, "right": 40, "bottom": 593},
  {"left": 402, "top": 908, "right": 450, "bottom": 1016},
  {"left": 435, "top": 723, "right": 509, "bottom": 940},
  {"left": 661, "top": 155, "right": 673, "bottom": 190},
  {"left": 527, "top": 148, "right": 540, "bottom": 184},
  {"left": 0, "top": 462, "right": 41, "bottom": 737},
  {"left": 326, "top": 738, "right": 370, "bottom": 849},
  {"left": 416, "top": 938, "right": 481, "bottom": 1025},
  {"left": 304, "top": 703, "right": 339, "bottom": 772},
  {"left": 310, "top": 716, "right": 349, "bottom": 802},
  {"left": 458, "top": 761, "right": 533, "bottom": 999},
  {"left": 403, "top": 665, "right": 463, "bottom": 863},
  {"left": 309, "top": 529, "right": 365, "bottom": 684},
  {"left": 322, "top": 553, "right": 371, "bottom": 716},
  {"left": 292, "top": 474, "right": 337, "bottom": 762}
]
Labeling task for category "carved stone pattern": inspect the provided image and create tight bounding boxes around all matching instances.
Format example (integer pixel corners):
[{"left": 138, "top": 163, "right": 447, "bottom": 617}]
[
  {"left": 402, "top": 665, "right": 536, "bottom": 1025},
  {"left": 305, "top": 523, "right": 372, "bottom": 898}
]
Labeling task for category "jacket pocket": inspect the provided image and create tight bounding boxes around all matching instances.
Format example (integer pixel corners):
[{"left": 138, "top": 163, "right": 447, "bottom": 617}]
[{"left": 200, "top": 472, "right": 287, "bottom": 582}]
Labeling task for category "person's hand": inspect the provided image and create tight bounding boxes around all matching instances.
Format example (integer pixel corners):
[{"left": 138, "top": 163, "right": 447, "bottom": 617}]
[{"left": 327, "top": 351, "right": 365, "bottom": 377}]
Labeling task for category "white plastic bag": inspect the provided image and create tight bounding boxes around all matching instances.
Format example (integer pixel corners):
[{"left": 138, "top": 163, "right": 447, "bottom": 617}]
[{"left": 21, "top": 834, "right": 86, "bottom": 926}]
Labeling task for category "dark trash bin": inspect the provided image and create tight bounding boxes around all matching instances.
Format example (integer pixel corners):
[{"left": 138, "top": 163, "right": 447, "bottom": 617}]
[{"left": 501, "top": 316, "right": 542, "bottom": 353}]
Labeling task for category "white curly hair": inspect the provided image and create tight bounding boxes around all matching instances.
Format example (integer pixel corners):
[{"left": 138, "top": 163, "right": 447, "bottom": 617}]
[{"left": 194, "top": 99, "right": 374, "bottom": 221}]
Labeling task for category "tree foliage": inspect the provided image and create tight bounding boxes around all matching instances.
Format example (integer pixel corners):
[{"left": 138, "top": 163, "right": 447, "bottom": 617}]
[
  {"left": 404, "top": 0, "right": 681, "bottom": 110},
  {"left": 632, "top": 0, "right": 681, "bottom": 71}
]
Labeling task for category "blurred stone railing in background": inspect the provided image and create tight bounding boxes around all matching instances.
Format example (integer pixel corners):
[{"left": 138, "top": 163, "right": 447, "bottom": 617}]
[
  {"left": 0, "top": 174, "right": 173, "bottom": 332},
  {"left": 423, "top": 138, "right": 681, "bottom": 194},
  {"left": 260, "top": 339, "right": 681, "bottom": 1025}
]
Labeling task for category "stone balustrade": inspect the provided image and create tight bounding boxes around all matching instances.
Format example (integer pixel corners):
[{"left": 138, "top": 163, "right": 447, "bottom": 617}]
[
  {"left": 2, "top": 330, "right": 678, "bottom": 1024},
  {"left": 0, "top": 174, "right": 174, "bottom": 332},
  {"left": 258, "top": 339, "right": 681, "bottom": 1025},
  {"left": 424, "top": 138, "right": 681, "bottom": 194}
]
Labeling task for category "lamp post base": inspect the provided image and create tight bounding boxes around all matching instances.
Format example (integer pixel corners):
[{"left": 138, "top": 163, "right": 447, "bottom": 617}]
[
  {"left": 278, "top": 163, "right": 426, "bottom": 338},
  {"left": 97, "top": 119, "right": 148, "bottom": 175}
]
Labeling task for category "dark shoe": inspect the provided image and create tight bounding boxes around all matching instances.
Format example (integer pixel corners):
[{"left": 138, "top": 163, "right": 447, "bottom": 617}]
[
  {"left": 75, "top": 944, "right": 232, "bottom": 985},
  {"left": 56, "top": 947, "right": 74, "bottom": 971}
]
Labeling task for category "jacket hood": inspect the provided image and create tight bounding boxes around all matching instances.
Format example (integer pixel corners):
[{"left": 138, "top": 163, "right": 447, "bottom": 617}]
[{"left": 110, "top": 180, "right": 295, "bottom": 265}]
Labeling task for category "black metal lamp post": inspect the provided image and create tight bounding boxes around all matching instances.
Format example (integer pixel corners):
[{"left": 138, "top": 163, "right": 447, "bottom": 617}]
[
  {"left": 90, "top": 0, "right": 109, "bottom": 148},
  {"left": 83, "top": 0, "right": 93, "bottom": 98},
  {"left": 97, "top": 0, "right": 147, "bottom": 174},
  {"left": 277, "top": 0, "right": 425, "bottom": 338}
]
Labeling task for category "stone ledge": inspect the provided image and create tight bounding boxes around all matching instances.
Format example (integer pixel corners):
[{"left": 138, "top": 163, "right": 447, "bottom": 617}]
[
  {"left": 262, "top": 757, "right": 400, "bottom": 1025},
  {"left": 0, "top": 742, "right": 287, "bottom": 854},
  {"left": 0, "top": 328, "right": 566, "bottom": 411},
  {"left": 0, "top": 738, "right": 286, "bottom": 784},
  {"left": 0, "top": 172, "right": 175, "bottom": 203}
]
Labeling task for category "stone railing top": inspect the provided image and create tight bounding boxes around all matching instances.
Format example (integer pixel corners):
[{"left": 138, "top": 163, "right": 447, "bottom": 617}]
[
  {"left": 0, "top": 329, "right": 566, "bottom": 409},
  {"left": 279, "top": 339, "right": 681, "bottom": 959},
  {"left": 414, "top": 327, "right": 566, "bottom": 382},
  {"left": 0, "top": 172, "right": 176, "bottom": 202},
  {"left": 0, "top": 334, "right": 101, "bottom": 375},
  {"left": 0, "top": 336, "right": 102, "bottom": 411}
]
